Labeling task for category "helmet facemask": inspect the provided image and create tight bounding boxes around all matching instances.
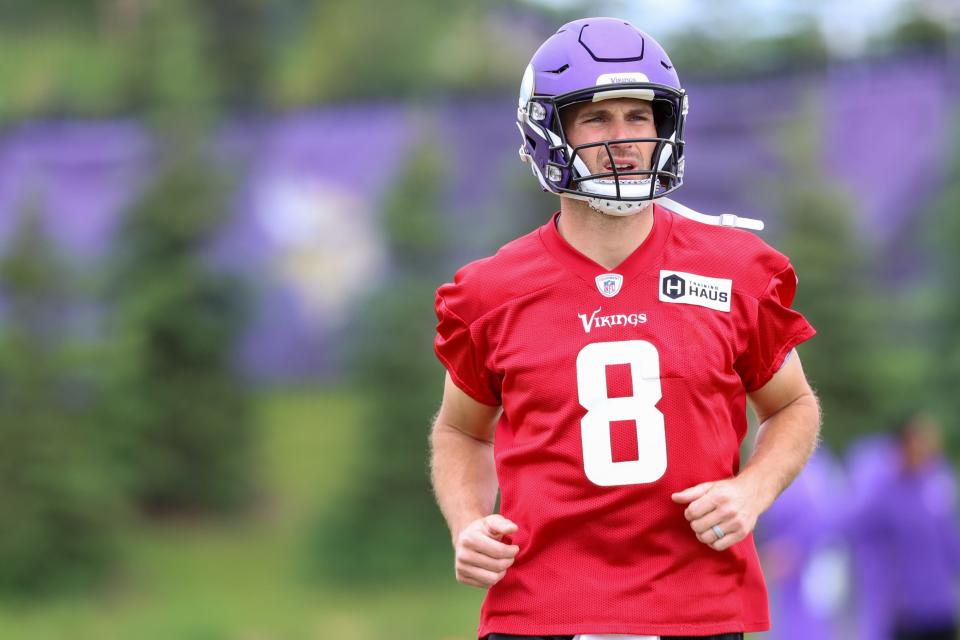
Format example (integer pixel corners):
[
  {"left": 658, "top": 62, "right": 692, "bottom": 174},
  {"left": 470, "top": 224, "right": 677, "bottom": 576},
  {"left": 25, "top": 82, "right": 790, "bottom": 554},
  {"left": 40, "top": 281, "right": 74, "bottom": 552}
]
[
  {"left": 518, "top": 82, "right": 687, "bottom": 216},
  {"left": 568, "top": 137, "right": 674, "bottom": 216}
]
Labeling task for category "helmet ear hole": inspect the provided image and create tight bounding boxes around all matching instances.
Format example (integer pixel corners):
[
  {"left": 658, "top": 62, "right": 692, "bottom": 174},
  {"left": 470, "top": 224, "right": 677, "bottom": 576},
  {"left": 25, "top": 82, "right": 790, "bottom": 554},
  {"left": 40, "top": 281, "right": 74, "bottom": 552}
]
[{"left": 652, "top": 99, "right": 676, "bottom": 141}]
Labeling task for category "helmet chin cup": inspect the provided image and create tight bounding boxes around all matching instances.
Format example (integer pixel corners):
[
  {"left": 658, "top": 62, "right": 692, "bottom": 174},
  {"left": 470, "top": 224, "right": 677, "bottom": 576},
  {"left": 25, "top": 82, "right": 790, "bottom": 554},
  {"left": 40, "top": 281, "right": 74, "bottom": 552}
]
[
  {"left": 579, "top": 177, "right": 662, "bottom": 216},
  {"left": 587, "top": 198, "right": 653, "bottom": 217}
]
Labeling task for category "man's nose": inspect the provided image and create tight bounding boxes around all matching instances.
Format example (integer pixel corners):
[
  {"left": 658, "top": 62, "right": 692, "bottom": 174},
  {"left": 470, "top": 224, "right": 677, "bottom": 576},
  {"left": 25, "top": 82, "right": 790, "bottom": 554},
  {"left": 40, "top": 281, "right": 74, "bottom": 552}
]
[
  {"left": 610, "top": 118, "right": 627, "bottom": 140},
  {"left": 607, "top": 116, "right": 632, "bottom": 144}
]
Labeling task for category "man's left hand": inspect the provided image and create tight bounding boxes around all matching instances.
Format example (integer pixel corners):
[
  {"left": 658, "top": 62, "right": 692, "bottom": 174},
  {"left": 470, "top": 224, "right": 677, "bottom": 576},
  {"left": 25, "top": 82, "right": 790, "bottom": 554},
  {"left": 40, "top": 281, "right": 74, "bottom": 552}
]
[{"left": 671, "top": 477, "right": 763, "bottom": 551}]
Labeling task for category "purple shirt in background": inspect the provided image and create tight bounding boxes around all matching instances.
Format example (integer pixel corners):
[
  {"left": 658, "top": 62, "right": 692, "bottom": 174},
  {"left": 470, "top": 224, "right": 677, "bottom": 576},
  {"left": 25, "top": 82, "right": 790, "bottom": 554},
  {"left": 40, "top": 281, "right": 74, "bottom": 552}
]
[
  {"left": 845, "top": 436, "right": 900, "bottom": 640},
  {"left": 845, "top": 436, "right": 960, "bottom": 638},
  {"left": 758, "top": 448, "right": 850, "bottom": 640}
]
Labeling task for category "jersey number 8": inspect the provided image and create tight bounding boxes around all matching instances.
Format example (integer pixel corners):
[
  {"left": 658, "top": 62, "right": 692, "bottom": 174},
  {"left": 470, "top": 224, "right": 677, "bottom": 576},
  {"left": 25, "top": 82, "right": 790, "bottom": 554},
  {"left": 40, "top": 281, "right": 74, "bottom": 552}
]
[{"left": 575, "top": 340, "right": 667, "bottom": 486}]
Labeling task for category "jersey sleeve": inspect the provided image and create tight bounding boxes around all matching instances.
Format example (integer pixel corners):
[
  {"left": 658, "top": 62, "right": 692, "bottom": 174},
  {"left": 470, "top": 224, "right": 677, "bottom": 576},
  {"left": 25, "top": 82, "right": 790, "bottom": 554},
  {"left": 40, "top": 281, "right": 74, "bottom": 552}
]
[
  {"left": 734, "top": 261, "right": 816, "bottom": 392},
  {"left": 434, "top": 283, "right": 501, "bottom": 406}
]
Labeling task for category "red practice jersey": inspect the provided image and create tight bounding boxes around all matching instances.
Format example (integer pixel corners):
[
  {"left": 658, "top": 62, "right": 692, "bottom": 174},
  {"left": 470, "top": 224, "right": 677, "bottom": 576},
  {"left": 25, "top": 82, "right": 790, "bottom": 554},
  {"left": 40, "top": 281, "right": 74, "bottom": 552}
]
[{"left": 434, "top": 205, "right": 815, "bottom": 638}]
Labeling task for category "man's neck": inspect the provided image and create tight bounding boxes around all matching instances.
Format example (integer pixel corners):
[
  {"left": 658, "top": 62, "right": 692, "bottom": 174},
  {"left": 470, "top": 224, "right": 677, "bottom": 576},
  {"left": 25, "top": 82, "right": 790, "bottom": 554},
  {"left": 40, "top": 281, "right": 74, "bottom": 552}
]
[{"left": 556, "top": 197, "right": 655, "bottom": 271}]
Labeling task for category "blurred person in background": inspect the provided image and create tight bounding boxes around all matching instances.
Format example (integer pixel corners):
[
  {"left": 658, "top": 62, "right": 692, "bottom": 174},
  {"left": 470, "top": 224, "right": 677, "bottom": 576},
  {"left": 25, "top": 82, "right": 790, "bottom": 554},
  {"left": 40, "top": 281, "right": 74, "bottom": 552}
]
[
  {"left": 846, "top": 414, "right": 960, "bottom": 640},
  {"left": 429, "top": 16, "right": 820, "bottom": 640},
  {"left": 756, "top": 447, "right": 851, "bottom": 640},
  {"left": 845, "top": 433, "right": 902, "bottom": 640}
]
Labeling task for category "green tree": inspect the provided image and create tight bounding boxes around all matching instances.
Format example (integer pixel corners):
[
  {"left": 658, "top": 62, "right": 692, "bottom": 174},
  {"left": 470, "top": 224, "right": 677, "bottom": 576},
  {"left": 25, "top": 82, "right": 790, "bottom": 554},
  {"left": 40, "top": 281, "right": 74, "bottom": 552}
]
[
  {"left": 117, "top": 0, "right": 272, "bottom": 115},
  {"left": 767, "top": 100, "right": 889, "bottom": 448},
  {"left": 104, "top": 152, "right": 254, "bottom": 513},
  {"left": 196, "top": 0, "right": 270, "bottom": 110},
  {"left": 0, "top": 202, "right": 125, "bottom": 594},
  {"left": 121, "top": 0, "right": 219, "bottom": 130},
  {"left": 665, "top": 17, "right": 828, "bottom": 78},
  {"left": 97, "top": 0, "right": 255, "bottom": 515},
  {"left": 272, "top": 0, "right": 554, "bottom": 104},
  {"left": 308, "top": 140, "right": 452, "bottom": 582},
  {"left": 925, "top": 111, "right": 960, "bottom": 446},
  {"left": 0, "top": 0, "right": 98, "bottom": 27},
  {"left": 0, "top": 0, "right": 575, "bottom": 119},
  {"left": 876, "top": 5, "right": 955, "bottom": 53}
]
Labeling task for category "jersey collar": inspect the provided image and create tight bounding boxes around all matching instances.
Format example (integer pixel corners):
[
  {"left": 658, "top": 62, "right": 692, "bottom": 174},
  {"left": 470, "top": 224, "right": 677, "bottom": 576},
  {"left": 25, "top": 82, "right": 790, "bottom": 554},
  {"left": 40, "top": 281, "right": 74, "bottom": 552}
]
[{"left": 538, "top": 203, "right": 673, "bottom": 287}]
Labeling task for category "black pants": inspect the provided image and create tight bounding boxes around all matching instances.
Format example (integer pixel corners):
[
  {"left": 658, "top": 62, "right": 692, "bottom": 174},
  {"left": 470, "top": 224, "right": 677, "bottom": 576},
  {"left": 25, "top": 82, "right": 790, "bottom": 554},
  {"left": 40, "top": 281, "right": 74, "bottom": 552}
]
[
  {"left": 485, "top": 634, "right": 744, "bottom": 640},
  {"left": 893, "top": 624, "right": 957, "bottom": 640}
]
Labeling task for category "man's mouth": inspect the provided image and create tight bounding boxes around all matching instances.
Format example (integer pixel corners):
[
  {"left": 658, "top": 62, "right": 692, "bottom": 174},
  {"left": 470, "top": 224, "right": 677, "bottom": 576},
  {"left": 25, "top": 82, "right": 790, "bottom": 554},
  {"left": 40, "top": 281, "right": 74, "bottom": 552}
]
[{"left": 602, "top": 160, "right": 639, "bottom": 173}]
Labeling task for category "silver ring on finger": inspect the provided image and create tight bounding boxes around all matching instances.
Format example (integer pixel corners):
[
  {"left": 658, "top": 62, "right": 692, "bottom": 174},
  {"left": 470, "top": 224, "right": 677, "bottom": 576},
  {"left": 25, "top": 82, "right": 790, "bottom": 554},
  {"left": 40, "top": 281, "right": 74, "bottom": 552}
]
[{"left": 711, "top": 524, "right": 726, "bottom": 540}]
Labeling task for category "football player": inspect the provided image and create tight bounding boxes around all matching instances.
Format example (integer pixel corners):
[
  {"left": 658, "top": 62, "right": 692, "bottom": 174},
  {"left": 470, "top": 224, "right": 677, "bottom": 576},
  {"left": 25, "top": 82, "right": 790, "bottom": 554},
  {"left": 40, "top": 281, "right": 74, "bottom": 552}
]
[{"left": 430, "top": 17, "right": 821, "bottom": 640}]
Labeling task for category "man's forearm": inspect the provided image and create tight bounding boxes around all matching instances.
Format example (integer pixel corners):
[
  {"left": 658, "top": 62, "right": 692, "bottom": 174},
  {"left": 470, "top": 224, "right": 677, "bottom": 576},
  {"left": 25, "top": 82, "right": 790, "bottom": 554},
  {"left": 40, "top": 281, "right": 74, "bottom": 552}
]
[
  {"left": 737, "top": 393, "right": 821, "bottom": 514},
  {"left": 430, "top": 422, "right": 499, "bottom": 544}
]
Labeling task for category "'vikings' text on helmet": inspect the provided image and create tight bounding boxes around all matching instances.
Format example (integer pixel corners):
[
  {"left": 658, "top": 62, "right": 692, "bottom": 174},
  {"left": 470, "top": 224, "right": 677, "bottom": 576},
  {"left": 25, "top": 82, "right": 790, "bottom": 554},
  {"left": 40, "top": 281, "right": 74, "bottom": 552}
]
[{"left": 517, "top": 17, "right": 688, "bottom": 216}]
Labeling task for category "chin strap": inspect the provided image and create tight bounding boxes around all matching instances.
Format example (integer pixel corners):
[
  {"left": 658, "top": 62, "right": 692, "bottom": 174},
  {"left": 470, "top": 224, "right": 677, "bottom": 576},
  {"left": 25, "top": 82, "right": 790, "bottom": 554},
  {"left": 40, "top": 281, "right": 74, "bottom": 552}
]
[{"left": 657, "top": 197, "right": 764, "bottom": 231}]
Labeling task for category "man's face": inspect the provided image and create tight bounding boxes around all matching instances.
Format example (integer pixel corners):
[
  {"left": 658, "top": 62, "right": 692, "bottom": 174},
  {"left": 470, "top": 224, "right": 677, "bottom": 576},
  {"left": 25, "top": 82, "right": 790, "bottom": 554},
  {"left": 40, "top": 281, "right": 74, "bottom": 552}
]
[
  {"left": 902, "top": 415, "right": 942, "bottom": 471},
  {"left": 560, "top": 97, "right": 659, "bottom": 180}
]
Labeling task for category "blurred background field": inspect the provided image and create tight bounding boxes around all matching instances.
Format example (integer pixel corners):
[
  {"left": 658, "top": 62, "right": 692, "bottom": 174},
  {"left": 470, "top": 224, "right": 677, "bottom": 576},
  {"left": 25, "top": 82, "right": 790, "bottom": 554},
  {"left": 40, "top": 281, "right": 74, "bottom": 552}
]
[
  {"left": 0, "top": 388, "right": 485, "bottom": 639},
  {"left": 1, "top": 0, "right": 959, "bottom": 639}
]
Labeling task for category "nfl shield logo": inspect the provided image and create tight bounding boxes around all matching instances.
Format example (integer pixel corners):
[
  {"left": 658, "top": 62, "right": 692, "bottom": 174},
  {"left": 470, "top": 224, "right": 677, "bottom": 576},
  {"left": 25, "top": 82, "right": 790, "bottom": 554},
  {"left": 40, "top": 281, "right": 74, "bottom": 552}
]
[{"left": 595, "top": 273, "right": 623, "bottom": 298}]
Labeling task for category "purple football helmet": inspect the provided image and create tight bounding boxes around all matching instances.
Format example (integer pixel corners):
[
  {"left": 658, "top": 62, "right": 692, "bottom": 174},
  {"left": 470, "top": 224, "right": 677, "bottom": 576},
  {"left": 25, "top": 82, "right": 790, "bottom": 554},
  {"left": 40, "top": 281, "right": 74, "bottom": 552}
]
[{"left": 517, "top": 17, "right": 687, "bottom": 215}]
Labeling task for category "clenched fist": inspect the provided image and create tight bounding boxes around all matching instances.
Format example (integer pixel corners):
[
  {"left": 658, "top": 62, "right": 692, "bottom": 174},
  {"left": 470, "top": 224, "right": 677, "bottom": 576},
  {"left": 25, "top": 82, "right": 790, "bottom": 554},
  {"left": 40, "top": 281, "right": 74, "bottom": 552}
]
[
  {"left": 671, "top": 476, "right": 763, "bottom": 551},
  {"left": 453, "top": 514, "right": 520, "bottom": 588}
]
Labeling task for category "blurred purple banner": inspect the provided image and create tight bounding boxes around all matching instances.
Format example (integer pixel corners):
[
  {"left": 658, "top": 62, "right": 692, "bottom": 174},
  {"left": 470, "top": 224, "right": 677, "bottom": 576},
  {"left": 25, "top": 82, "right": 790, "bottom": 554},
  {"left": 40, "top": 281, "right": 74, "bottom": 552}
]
[{"left": 0, "top": 56, "right": 954, "bottom": 380}]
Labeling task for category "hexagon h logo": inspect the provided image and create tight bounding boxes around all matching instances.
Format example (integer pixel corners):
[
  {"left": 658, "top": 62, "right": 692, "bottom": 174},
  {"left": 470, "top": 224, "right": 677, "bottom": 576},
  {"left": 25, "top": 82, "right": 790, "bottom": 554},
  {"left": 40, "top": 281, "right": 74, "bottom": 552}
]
[{"left": 662, "top": 274, "right": 686, "bottom": 299}]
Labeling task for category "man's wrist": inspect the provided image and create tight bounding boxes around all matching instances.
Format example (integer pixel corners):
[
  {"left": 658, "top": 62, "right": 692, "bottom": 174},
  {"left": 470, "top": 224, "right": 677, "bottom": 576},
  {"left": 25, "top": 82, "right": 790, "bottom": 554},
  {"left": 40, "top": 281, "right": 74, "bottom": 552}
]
[
  {"left": 450, "top": 512, "right": 486, "bottom": 546},
  {"left": 736, "top": 466, "right": 778, "bottom": 514}
]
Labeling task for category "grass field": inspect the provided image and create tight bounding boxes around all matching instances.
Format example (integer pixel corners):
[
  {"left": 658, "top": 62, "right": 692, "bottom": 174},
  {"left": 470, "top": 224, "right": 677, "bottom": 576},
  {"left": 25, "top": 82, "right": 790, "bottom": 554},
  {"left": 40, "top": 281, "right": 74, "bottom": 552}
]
[{"left": 0, "top": 388, "right": 484, "bottom": 640}]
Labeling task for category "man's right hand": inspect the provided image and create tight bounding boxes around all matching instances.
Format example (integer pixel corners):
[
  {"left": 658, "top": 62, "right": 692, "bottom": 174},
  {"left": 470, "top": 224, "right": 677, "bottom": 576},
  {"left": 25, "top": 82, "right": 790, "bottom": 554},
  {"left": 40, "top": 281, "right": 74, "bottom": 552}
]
[{"left": 453, "top": 514, "right": 520, "bottom": 588}]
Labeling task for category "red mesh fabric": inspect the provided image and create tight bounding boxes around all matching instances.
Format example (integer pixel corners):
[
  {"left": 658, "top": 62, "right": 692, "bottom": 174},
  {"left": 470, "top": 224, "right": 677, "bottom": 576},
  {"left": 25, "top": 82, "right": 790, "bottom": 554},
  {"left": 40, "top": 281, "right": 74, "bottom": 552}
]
[
  {"left": 433, "top": 205, "right": 815, "bottom": 638},
  {"left": 609, "top": 419, "right": 639, "bottom": 463}
]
